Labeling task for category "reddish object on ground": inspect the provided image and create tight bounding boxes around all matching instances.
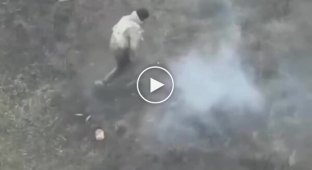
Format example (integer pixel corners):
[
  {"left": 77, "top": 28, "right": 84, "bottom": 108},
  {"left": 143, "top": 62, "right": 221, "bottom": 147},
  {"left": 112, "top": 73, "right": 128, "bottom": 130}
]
[{"left": 95, "top": 128, "right": 105, "bottom": 141}]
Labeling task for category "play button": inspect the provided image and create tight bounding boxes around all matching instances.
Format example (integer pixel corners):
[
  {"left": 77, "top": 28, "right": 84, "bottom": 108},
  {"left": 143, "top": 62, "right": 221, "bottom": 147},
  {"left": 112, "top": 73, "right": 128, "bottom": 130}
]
[
  {"left": 137, "top": 66, "right": 174, "bottom": 104},
  {"left": 150, "top": 78, "right": 164, "bottom": 93}
]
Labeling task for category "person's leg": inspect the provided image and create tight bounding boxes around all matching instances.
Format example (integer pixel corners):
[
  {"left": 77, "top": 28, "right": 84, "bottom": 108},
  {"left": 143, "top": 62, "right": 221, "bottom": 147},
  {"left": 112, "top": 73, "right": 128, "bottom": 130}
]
[
  {"left": 102, "top": 67, "right": 117, "bottom": 83},
  {"left": 102, "top": 48, "right": 130, "bottom": 84}
]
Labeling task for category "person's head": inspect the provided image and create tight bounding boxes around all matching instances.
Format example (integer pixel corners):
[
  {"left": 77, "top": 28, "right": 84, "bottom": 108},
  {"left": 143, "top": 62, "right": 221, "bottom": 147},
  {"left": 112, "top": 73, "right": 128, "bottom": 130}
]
[{"left": 136, "top": 8, "right": 149, "bottom": 21}]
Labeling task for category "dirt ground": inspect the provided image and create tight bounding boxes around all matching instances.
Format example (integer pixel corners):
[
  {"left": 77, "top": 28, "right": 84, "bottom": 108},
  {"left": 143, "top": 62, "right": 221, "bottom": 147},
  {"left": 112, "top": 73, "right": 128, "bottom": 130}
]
[{"left": 1, "top": 0, "right": 312, "bottom": 170}]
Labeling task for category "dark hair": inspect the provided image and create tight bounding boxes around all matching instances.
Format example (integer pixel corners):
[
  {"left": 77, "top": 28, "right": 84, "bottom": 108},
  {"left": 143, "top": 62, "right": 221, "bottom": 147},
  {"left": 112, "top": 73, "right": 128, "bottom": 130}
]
[{"left": 136, "top": 8, "right": 149, "bottom": 21}]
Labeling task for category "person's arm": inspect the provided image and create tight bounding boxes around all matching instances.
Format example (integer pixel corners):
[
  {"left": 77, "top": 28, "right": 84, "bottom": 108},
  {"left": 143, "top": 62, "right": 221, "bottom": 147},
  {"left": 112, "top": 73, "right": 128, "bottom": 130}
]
[{"left": 127, "top": 27, "right": 143, "bottom": 53}]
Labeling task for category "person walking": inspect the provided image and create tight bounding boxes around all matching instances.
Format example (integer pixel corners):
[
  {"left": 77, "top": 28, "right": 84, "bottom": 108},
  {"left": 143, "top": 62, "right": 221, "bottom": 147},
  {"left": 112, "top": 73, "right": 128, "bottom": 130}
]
[{"left": 95, "top": 8, "right": 150, "bottom": 86}]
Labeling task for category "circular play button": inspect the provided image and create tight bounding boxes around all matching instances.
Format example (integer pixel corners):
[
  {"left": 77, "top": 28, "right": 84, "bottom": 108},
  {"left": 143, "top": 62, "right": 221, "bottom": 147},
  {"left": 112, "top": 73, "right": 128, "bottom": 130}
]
[{"left": 136, "top": 66, "right": 174, "bottom": 104}]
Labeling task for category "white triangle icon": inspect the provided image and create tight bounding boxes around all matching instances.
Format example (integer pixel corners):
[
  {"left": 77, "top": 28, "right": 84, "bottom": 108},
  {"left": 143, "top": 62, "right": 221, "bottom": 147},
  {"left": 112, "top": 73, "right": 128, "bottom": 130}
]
[{"left": 150, "top": 78, "right": 164, "bottom": 93}]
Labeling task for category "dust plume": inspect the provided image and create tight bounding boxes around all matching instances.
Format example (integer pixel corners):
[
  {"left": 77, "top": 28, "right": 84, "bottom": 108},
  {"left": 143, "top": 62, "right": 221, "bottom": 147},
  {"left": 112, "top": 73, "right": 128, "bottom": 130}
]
[{"left": 139, "top": 1, "right": 264, "bottom": 152}]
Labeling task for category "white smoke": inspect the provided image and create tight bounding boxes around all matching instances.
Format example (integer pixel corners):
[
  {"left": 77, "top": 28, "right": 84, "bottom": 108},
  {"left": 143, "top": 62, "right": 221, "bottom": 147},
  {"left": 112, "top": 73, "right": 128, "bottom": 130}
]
[
  {"left": 168, "top": 0, "right": 263, "bottom": 113},
  {"left": 171, "top": 45, "right": 263, "bottom": 113},
  {"left": 140, "top": 10, "right": 265, "bottom": 151}
]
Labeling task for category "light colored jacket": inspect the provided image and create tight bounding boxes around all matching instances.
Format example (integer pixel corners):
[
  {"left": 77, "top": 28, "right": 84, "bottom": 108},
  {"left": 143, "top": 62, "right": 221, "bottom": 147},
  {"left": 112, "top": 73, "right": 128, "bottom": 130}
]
[{"left": 109, "top": 11, "right": 144, "bottom": 52}]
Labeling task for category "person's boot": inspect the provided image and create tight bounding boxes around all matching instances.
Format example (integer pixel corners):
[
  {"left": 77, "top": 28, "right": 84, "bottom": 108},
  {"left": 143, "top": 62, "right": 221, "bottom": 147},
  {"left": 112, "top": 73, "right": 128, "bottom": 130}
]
[
  {"left": 94, "top": 79, "right": 105, "bottom": 86},
  {"left": 94, "top": 79, "right": 113, "bottom": 88},
  {"left": 94, "top": 67, "right": 117, "bottom": 87}
]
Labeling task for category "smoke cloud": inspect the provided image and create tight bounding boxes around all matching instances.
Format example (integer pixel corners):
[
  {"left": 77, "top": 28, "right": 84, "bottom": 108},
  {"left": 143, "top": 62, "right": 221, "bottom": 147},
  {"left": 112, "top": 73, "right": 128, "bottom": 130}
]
[
  {"left": 139, "top": 4, "right": 265, "bottom": 151},
  {"left": 171, "top": 47, "right": 263, "bottom": 113}
]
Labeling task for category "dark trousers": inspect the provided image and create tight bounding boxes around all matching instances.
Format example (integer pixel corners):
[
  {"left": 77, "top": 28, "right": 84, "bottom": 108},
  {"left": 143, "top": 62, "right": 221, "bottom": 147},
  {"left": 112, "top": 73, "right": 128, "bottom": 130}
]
[{"left": 104, "top": 48, "right": 131, "bottom": 84}]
